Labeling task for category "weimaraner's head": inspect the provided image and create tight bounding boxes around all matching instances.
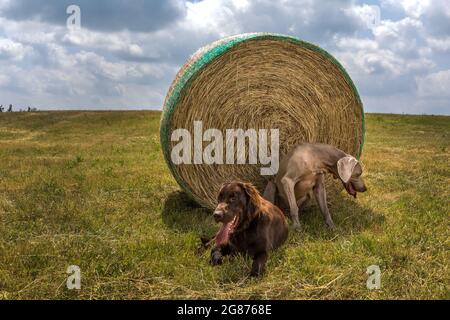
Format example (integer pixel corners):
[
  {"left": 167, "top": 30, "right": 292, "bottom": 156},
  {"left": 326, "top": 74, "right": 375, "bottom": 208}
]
[{"left": 337, "top": 156, "right": 367, "bottom": 198}]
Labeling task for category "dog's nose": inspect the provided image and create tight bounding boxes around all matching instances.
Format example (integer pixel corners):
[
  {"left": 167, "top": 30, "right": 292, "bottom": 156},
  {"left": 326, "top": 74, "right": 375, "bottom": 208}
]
[{"left": 213, "top": 210, "right": 223, "bottom": 221}]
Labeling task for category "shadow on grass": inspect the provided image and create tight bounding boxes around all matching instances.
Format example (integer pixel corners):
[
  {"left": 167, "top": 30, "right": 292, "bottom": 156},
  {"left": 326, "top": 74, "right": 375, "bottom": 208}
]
[
  {"left": 162, "top": 190, "right": 385, "bottom": 241},
  {"left": 161, "top": 190, "right": 384, "bottom": 283},
  {"left": 161, "top": 191, "right": 215, "bottom": 236},
  {"left": 289, "top": 193, "right": 385, "bottom": 240}
]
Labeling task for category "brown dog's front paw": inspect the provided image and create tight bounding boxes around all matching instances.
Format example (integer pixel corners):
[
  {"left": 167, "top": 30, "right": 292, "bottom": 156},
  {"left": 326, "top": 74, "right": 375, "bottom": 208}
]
[
  {"left": 196, "top": 236, "right": 214, "bottom": 254},
  {"left": 201, "top": 236, "right": 213, "bottom": 246},
  {"left": 249, "top": 270, "right": 260, "bottom": 277},
  {"left": 249, "top": 268, "right": 264, "bottom": 277},
  {"left": 250, "top": 253, "right": 267, "bottom": 277},
  {"left": 210, "top": 250, "right": 223, "bottom": 266}
]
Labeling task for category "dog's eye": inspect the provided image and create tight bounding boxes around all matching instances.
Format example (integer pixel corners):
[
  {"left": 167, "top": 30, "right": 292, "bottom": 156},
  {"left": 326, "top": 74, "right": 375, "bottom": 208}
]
[{"left": 229, "top": 196, "right": 236, "bottom": 202}]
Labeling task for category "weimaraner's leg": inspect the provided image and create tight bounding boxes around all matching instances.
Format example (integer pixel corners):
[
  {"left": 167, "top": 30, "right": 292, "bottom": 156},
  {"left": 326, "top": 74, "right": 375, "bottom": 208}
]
[
  {"left": 313, "top": 174, "right": 335, "bottom": 229},
  {"left": 281, "top": 176, "right": 300, "bottom": 228},
  {"left": 296, "top": 193, "right": 311, "bottom": 210}
]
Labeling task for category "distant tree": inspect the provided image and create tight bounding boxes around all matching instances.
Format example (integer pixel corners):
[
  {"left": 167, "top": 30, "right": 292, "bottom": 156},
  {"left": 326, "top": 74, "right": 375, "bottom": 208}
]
[
  {"left": 8, "top": 104, "right": 12, "bottom": 112},
  {"left": 27, "top": 106, "right": 31, "bottom": 112},
  {"left": 0, "top": 105, "right": 4, "bottom": 112}
]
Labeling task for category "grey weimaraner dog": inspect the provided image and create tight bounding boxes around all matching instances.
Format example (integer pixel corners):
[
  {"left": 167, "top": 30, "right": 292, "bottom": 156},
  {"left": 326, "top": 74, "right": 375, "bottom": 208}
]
[{"left": 264, "top": 143, "right": 367, "bottom": 229}]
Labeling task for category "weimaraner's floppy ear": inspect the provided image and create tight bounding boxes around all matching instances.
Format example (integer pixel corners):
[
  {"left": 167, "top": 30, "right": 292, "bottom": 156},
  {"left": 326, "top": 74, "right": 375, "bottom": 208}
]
[{"left": 337, "top": 156, "right": 358, "bottom": 183}]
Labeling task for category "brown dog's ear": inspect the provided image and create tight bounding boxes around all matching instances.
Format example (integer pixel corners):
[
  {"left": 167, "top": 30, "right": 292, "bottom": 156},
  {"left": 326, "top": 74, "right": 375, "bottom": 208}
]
[
  {"left": 217, "top": 182, "right": 230, "bottom": 199},
  {"left": 220, "top": 182, "right": 230, "bottom": 189},
  {"left": 240, "top": 182, "right": 262, "bottom": 219},
  {"left": 337, "top": 156, "right": 358, "bottom": 183}
]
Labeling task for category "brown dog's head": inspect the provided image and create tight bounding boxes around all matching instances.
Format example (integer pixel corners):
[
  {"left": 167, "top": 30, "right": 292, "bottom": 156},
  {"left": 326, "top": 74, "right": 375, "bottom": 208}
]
[
  {"left": 337, "top": 156, "right": 367, "bottom": 198},
  {"left": 213, "top": 182, "right": 261, "bottom": 245}
]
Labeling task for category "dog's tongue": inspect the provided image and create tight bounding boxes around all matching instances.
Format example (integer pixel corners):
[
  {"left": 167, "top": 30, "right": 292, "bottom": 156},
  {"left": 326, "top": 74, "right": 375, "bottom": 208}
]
[
  {"left": 215, "top": 216, "right": 236, "bottom": 246},
  {"left": 215, "top": 222, "right": 232, "bottom": 245},
  {"left": 347, "top": 183, "right": 357, "bottom": 198}
]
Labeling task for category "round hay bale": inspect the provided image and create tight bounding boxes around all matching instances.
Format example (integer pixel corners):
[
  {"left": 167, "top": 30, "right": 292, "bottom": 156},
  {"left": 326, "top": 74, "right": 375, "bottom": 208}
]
[{"left": 160, "top": 33, "right": 365, "bottom": 209}]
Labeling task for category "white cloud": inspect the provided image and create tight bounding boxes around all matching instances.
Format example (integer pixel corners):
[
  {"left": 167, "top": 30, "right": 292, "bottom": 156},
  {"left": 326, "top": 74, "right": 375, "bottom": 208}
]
[
  {"left": 383, "top": 0, "right": 431, "bottom": 18},
  {"left": 231, "top": 0, "right": 250, "bottom": 11},
  {"left": 0, "top": 37, "right": 31, "bottom": 60},
  {"left": 0, "top": 16, "right": 59, "bottom": 45},
  {"left": 372, "top": 17, "right": 423, "bottom": 52},
  {"left": 401, "top": 0, "right": 431, "bottom": 18},
  {"left": 183, "top": 0, "right": 243, "bottom": 36},
  {"left": 347, "top": 4, "right": 381, "bottom": 30},
  {"left": 62, "top": 30, "right": 158, "bottom": 60},
  {"left": 74, "top": 51, "right": 148, "bottom": 81},
  {"left": 334, "top": 13, "right": 436, "bottom": 81},
  {"left": 417, "top": 69, "right": 450, "bottom": 97},
  {"left": 0, "top": 0, "right": 449, "bottom": 114},
  {"left": 335, "top": 29, "right": 433, "bottom": 77},
  {"left": 427, "top": 36, "right": 450, "bottom": 51},
  {"left": 335, "top": 43, "right": 404, "bottom": 75}
]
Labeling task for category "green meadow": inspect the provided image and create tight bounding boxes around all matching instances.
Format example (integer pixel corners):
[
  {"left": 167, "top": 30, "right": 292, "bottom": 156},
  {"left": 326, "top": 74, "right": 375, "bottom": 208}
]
[{"left": 0, "top": 111, "right": 448, "bottom": 299}]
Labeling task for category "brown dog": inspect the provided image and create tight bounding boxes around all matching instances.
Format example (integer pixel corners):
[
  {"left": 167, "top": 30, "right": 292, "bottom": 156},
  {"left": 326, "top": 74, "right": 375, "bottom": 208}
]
[{"left": 209, "top": 181, "right": 288, "bottom": 277}]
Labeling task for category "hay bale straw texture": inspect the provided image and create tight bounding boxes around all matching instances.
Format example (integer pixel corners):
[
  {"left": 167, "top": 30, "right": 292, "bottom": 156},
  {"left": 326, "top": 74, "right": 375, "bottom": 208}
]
[{"left": 160, "top": 33, "right": 365, "bottom": 209}]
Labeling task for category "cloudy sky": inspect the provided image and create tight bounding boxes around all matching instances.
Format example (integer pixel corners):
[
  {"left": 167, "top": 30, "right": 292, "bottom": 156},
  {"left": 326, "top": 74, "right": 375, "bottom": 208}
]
[{"left": 0, "top": 0, "right": 449, "bottom": 114}]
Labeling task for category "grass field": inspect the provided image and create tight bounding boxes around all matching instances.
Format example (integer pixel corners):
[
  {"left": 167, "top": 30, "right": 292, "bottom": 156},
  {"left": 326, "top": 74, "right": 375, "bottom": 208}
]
[{"left": 0, "top": 111, "right": 448, "bottom": 299}]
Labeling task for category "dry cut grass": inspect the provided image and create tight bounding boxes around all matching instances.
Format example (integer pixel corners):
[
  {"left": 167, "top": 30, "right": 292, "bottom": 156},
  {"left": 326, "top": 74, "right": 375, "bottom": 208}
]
[{"left": 0, "top": 111, "right": 448, "bottom": 299}]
